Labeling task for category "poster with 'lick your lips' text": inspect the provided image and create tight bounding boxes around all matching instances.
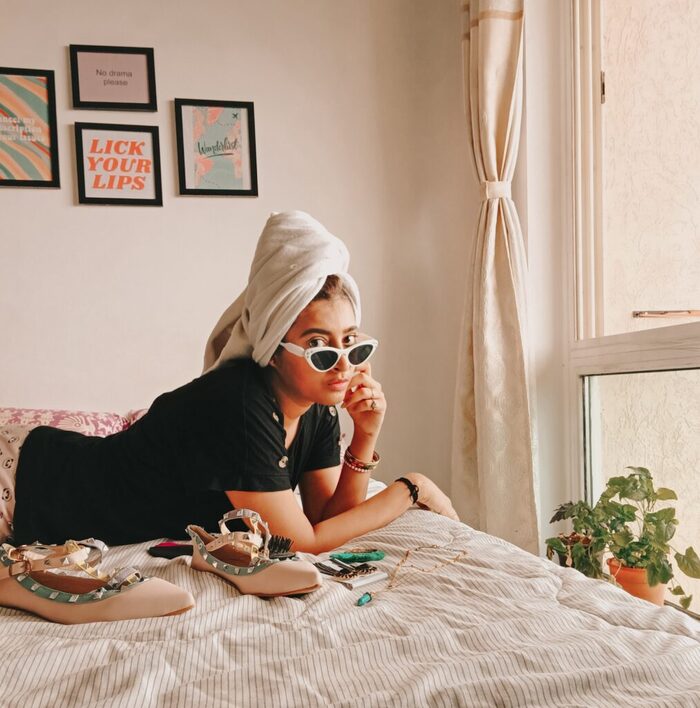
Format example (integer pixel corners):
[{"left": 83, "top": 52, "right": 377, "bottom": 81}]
[{"left": 75, "top": 123, "right": 162, "bottom": 205}]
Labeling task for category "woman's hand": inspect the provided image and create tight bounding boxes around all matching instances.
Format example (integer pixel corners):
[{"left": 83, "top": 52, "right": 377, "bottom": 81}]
[
  {"left": 404, "top": 472, "right": 460, "bottom": 522},
  {"left": 340, "top": 362, "right": 386, "bottom": 441}
]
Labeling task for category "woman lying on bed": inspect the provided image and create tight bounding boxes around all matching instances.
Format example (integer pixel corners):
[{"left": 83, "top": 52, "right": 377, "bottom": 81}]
[{"left": 4, "top": 211, "right": 458, "bottom": 563}]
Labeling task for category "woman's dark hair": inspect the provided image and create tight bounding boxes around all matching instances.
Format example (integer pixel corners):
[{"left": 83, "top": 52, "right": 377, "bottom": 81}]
[{"left": 312, "top": 274, "right": 353, "bottom": 303}]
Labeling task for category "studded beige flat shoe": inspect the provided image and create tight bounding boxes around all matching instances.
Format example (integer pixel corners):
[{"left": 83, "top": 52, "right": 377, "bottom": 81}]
[
  {"left": 0, "top": 539, "right": 194, "bottom": 624},
  {"left": 187, "top": 510, "right": 321, "bottom": 597}
]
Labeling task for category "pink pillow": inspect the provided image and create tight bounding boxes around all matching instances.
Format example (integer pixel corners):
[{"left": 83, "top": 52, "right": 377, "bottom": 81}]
[
  {"left": 125, "top": 408, "right": 148, "bottom": 425},
  {"left": 0, "top": 407, "right": 129, "bottom": 437}
]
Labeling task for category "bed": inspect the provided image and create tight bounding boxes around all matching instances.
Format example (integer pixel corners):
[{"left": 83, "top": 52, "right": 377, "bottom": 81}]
[
  {"left": 2, "top": 498, "right": 699, "bottom": 707},
  {"left": 2, "top": 408, "right": 699, "bottom": 706}
]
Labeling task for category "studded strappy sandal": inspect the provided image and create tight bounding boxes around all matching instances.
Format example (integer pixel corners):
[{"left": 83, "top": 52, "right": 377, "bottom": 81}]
[
  {"left": 187, "top": 510, "right": 321, "bottom": 597},
  {"left": 0, "top": 539, "right": 194, "bottom": 623}
]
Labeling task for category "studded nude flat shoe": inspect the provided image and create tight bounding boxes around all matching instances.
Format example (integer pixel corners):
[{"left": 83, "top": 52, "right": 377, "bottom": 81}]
[
  {"left": 187, "top": 510, "right": 321, "bottom": 597},
  {"left": 0, "top": 539, "right": 194, "bottom": 624}
]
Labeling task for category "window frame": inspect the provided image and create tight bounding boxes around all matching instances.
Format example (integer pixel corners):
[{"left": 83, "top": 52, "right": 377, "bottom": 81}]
[
  {"left": 521, "top": 0, "right": 700, "bottom": 566},
  {"left": 567, "top": 0, "right": 700, "bottom": 500},
  {"left": 565, "top": 1, "right": 700, "bottom": 615}
]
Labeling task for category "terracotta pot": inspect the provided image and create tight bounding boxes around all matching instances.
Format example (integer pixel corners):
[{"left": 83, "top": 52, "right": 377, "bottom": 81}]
[{"left": 606, "top": 558, "right": 666, "bottom": 606}]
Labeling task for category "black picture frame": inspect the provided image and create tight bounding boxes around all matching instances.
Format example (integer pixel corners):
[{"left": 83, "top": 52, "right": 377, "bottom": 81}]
[
  {"left": 69, "top": 44, "right": 157, "bottom": 111},
  {"left": 74, "top": 122, "right": 162, "bottom": 206},
  {"left": 174, "top": 98, "right": 258, "bottom": 196},
  {"left": 0, "top": 67, "right": 60, "bottom": 188}
]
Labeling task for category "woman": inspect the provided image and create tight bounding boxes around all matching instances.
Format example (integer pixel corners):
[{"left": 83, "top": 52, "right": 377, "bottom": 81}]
[{"left": 3, "top": 211, "right": 457, "bottom": 554}]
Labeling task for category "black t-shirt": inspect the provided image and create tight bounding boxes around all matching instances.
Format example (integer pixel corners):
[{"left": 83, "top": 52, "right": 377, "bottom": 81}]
[{"left": 12, "top": 359, "right": 341, "bottom": 546}]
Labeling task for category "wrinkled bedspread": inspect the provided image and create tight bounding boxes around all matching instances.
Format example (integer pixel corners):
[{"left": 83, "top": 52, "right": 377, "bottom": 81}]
[{"left": 2, "top": 510, "right": 699, "bottom": 707}]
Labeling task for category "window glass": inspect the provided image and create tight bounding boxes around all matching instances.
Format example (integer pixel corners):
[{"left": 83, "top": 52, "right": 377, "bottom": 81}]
[
  {"left": 587, "top": 368, "right": 700, "bottom": 608},
  {"left": 601, "top": 0, "right": 700, "bottom": 335}
]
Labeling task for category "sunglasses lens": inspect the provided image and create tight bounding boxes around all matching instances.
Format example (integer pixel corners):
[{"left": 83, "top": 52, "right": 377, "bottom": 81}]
[
  {"left": 348, "top": 343, "right": 375, "bottom": 366},
  {"left": 309, "top": 350, "right": 341, "bottom": 371}
]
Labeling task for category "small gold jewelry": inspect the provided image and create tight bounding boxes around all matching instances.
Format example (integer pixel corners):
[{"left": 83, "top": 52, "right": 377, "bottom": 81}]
[{"left": 356, "top": 544, "right": 467, "bottom": 606}]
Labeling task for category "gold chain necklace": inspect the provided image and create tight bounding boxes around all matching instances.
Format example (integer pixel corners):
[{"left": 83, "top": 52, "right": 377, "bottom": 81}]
[{"left": 356, "top": 544, "right": 467, "bottom": 606}]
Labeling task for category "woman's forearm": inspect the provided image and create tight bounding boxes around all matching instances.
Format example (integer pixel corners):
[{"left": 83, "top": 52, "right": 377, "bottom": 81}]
[
  {"left": 319, "top": 433, "right": 376, "bottom": 520},
  {"left": 302, "top": 478, "right": 416, "bottom": 554},
  {"left": 320, "top": 465, "right": 370, "bottom": 520}
]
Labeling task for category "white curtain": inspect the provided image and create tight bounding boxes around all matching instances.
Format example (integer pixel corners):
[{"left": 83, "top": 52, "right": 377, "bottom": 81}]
[{"left": 451, "top": 0, "right": 539, "bottom": 553}]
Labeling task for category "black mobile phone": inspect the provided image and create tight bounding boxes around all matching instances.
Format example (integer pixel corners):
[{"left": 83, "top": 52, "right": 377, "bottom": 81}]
[{"left": 147, "top": 541, "right": 193, "bottom": 559}]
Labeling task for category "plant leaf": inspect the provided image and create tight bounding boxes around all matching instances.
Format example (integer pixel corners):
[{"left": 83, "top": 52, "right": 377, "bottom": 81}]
[
  {"left": 620, "top": 504, "right": 638, "bottom": 521},
  {"left": 680, "top": 595, "right": 692, "bottom": 610},
  {"left": 611, "top": 530, "right": 633, "bottom": 547},
  {"left": 549, "top": 503, "right": 575, "bottom": 524},
  {"left": 624, "top": 488, "right": 648, "bottom": 501},
  {"left": 546, "top": 538, "right": 567, "bottom": 554},
  {"left": 651, "top": 519, "right": 675, "bottom": 546},
  {"left": 670, "top": 585, "right": 686, "bottom": 596},
  {"left": 657, "top": 558, "right": 674, "bottom": 584},
  {"left": 647, "top": 563, "right": 661, "bottom": 587},
  {"left": 675, "top": 548, "right": 700, "bottom": 579},
  {"left": 626, "top": 466, "right": 650, "bottom": 477},
  {"left": 655, "top": 487, "right": 677, "bottom": 501},
  {"left": 652, "top": 507, "right": 677, "bottom": 522}
]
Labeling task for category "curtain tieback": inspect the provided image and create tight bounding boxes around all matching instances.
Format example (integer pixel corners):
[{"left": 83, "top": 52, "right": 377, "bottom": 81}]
[{"left": 479, "top": 180, "right": 511, "bottom": 200}]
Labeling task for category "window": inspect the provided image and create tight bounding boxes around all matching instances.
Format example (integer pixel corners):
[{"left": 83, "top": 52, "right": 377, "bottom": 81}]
[
  {"left": 574, "top": 0, "right": 700, "bottom": 340},
  {"left": 570, "top": 0, "right": 700, "bottom": 610},
  {"left": 586, "top": 369, "right": 700, "bottom": 606}
]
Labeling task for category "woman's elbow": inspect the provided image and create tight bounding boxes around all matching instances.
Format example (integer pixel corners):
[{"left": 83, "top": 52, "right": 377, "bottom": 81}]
[{"left": 290, "top": 530, "right": 333, "bottom": 555}]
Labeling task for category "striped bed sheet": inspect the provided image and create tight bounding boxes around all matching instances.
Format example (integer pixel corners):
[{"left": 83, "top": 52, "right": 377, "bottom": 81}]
[{"left": 2, "top": 509, "right": 699, "bottom": 707}]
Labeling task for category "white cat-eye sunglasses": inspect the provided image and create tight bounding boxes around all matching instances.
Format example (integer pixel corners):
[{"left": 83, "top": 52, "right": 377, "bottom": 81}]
[{"left": 279, "top": 338, "right": 379, "bottom": 373}]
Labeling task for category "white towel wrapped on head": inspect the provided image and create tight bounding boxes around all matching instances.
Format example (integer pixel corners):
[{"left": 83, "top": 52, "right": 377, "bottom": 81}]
[{"left": 203, "top": 210, "right": 361, "bottom": 372}]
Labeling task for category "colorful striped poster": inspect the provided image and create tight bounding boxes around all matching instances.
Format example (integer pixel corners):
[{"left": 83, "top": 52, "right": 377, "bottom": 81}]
[{"left": 0, "top": 68, "right": 59, "bottom": 187}]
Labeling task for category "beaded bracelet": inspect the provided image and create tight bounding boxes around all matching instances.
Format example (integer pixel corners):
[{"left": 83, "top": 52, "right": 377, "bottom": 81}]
[
  {"left": 395, "top": 476, "right": 419, "bottom": 504},
  {"left": 343, "top": 448, "right": 380, "bottom": 473}
]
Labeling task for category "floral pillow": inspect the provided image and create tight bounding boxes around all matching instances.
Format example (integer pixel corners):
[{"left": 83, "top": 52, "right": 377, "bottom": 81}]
[{"left": 0, "top": 407, "right": 130, "bottom": 437}]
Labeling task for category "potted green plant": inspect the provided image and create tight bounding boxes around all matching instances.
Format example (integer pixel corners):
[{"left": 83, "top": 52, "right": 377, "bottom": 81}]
[
  {"left": 546, "top": 467, "right": 700, "bottom": 609},
  {"left": 546, "top": 500, "right": 607, "bottom": 579}
]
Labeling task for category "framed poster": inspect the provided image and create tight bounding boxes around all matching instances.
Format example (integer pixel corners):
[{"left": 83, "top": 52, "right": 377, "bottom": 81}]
[
  {"left": 174, "top": 98, "right": 258, "bottom": 196},
  {"left": 0, "top": 67, "right": 60, "bottom": 188},
  {"left": 74, "top": 122, "right": 162, "bottom": 206},
  {"left": 69, "top": 45, "right": 157, "bottom": 111}
]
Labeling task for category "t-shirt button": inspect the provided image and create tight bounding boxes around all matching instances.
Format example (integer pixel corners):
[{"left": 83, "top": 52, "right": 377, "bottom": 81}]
[
  {"left": 272, "top": 411, "right": 280, "bottom": 423},
  {"left": 329, "top": 406, "right": 337, "bottom": 417},
  {"left": 278, "top": 455, "right": 288, "bottom": 468}
]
